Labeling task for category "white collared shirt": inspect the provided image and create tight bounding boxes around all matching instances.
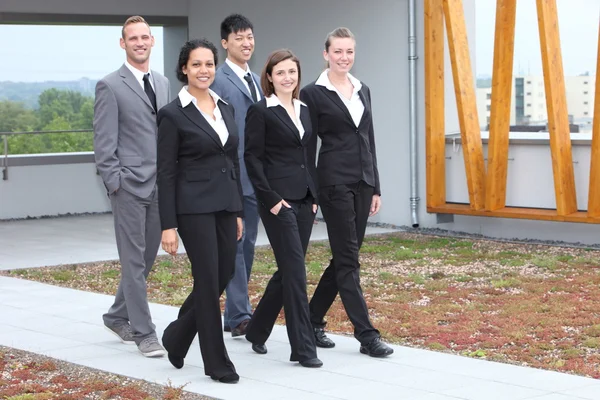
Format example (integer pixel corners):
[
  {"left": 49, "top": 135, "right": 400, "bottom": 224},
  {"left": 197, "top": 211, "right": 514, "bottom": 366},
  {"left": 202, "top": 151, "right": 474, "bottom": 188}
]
[
  {"left": 226, "top": 58, "right": 261, "bottom": 101},
  {"left": 124, "top": 60, "right": 154, "bottom": 91},
  {"left": 266, "top": 95, "right": 307, "bottom": 138},
  {"left": 316, "top": 69, "right": 364, "bottom": 127},
  {"left": 178, "top": 87, "right": 229, "bottom": 146}
]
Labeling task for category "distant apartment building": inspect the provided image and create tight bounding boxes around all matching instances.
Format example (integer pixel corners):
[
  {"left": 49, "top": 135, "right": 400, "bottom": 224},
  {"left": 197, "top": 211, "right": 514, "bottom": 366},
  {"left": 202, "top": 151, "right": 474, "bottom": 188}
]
[
  {"left": 476, "top": 84, "right": 517, "bottom": 129},
  {"left": 477, "top": 74, "right": 595, "bottom": 130}
]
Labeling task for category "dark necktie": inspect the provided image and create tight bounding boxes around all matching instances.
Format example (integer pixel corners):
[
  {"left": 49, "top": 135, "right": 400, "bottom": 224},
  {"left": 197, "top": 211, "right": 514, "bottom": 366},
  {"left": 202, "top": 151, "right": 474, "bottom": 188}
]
[
  {"left": 243, "top": 73, "right": 259, "bottom": 102},
  {"left": 143, "top": 73, "right": 157, "bottom": 111}
]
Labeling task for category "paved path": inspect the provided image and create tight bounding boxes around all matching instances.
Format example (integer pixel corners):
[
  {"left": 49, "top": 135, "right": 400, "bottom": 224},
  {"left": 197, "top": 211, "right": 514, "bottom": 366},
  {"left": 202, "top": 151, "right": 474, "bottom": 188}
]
[
  {"left": 0, "top": 214, "right": 397, "bottom": 270},
  {"left": 1, "top": 277, "right": 599, "bottom": 400}
]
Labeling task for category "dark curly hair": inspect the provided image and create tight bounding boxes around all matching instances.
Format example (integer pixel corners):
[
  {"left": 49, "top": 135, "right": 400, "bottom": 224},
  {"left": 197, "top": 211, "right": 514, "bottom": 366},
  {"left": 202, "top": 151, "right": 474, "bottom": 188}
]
[{"left": 176, "top": 38, "right": 219, "bottom": 83}]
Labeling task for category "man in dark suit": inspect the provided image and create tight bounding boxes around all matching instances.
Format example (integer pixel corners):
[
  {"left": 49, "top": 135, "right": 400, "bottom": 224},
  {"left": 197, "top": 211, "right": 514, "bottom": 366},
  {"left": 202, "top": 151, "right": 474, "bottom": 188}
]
[
  {"left": 211, "top": 14, "right": 263, "bottom": 337},
  {"left": 93, "top": 15, "right": 170, "bottom": 358}
]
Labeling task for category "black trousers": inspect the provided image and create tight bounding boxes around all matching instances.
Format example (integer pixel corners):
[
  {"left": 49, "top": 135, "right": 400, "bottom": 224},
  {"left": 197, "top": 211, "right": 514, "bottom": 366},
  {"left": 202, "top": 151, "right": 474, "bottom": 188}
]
[
  {"left": 309, "top": 181, "right": 380, "bottom": 344},
  {"left": 162, "top": 211, "right": 237, "bottom": 379},
  {"left": 245, "top": 195, "right": 318, "bottom": 362}
]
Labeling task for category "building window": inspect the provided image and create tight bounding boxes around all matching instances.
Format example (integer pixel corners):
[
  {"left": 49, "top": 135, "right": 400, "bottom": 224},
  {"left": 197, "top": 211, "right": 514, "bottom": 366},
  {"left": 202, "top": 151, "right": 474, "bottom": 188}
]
[
  {"left": 526, "top": 114, "right": 532, "bottom": 118},
  {"left": 584, "top": 112, "right": 589, "bottom": 115},
  {"left": 527, "top": 80, "right": 532, "bottom": 84},
  {"left": 526, "top": 103, "right": 532, "bottom": 107},
  {"left": 584, "top": 91, "right": 589, "bottom": 95},
  {"left": 526, "top": 92, "right": 532, "bottom": 95},
  {"left": 487, "top": 117, "right": 490, "bottom": 124},
  {"left": 486, "top": 105, "right": 491, "bottom": 111},
  {"left": 584, "top": 101, "right": 589, "bottom": 105},
  {"left": 584, "top": 81, "right": 589, "bottom": 85},
  {"left": 486, "top": 93, "right": 491, "bottom": 100}
]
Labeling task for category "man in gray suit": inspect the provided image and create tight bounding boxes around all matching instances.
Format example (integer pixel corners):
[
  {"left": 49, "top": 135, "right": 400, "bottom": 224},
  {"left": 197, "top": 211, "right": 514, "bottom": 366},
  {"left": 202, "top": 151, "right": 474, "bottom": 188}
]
[
  {"left": 211, "top": 14, "right": 263, "bottom": 337},
  {"left": 93, "top": 15, "right": 170, "bottom": 358}
]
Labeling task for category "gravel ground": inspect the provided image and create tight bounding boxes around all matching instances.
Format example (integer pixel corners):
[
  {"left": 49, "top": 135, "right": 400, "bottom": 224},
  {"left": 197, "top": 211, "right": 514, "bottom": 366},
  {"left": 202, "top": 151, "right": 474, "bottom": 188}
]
[{"left": 0, "top": 345, "right": 216, "bottom": 400}]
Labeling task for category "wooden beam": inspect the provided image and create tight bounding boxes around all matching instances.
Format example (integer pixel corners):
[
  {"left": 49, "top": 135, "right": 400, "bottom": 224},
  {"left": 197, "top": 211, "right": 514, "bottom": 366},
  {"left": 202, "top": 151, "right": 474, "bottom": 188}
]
[
  {"left": 485, "top": 0, "right": 517, "bottom": 211},
  {"left": 425, "top": 0, "right": 446, "bottom": 208},
  {"left": 443, "top": 0, "right": 486, "bottom": 210},
  {"left": 536, "top": 0, "right": 577, "bottom": 215},
  {"left": 428, "top": 203, "right": 597, "bottom": 224},
  {"left": 587, "top": 25, "right": 600, "bottom": 218}
]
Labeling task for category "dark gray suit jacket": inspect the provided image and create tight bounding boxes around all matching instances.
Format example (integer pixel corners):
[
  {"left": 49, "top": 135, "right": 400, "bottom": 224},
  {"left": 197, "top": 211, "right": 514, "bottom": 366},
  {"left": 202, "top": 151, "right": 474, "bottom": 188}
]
[
  {"left": 211, "top": 62, "right": 263, "bottom": 196},
  {"left": 93, "top": 64, "right": 171, "bottom": 198}
]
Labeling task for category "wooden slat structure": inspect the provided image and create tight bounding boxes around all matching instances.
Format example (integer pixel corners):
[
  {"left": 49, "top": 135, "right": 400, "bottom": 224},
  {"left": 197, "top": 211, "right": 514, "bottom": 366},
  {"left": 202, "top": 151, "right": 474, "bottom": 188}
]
[
  {"left": 443, "top": 0, "right": 486, "bottom": 210},
  {"left": 425, "top": 0, "right": 600, "bottom": 224},
  {"left": 425, "top": 0, "right": 446, "bottom": 208},
  {"left": 485, "top": 0, "right": 517, "bottom": 211},
  {"left": 588, "top": 25, "right": 600, "bottom": 218}
]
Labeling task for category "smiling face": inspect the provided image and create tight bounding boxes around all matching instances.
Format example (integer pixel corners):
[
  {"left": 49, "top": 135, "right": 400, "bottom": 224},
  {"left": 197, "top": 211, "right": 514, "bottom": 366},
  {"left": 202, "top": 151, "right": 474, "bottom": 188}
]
[
  {"left": 324, "top": 37, "right": 355, "bottom": 75},
  {"left": 221, "top": 28, "right": 255, "bottom": 69},
  {"left": 120, "top": 22, "right": 154, "bottom": 69},
  {"left": 182, "top": 47, "right": 216, "bottom": 92},
  {"left": 268, "top": 58, "right": 299, "bottom": 98}
]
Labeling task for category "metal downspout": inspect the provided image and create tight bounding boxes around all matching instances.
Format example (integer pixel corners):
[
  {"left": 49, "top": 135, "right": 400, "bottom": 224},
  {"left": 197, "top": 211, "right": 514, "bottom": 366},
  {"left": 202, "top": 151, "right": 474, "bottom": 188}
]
[{"left": 408, "top": 0, "right": 420, "bottom": 227}]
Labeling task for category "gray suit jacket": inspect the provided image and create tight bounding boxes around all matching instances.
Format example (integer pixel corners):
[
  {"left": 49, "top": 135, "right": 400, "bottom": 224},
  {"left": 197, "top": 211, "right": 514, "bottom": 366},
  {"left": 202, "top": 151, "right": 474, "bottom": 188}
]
[
  {"left": 93, "top": 64, "right": 171, "bottom": 198},
  {"left": 211, "top": 62, "right": 263, "bottom": 196}
]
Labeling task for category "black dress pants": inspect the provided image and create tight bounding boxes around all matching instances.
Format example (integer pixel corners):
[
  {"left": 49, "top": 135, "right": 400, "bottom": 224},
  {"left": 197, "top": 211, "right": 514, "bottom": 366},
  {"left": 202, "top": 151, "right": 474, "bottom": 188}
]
[
  {"left": 245, "top": 196, "right": 318, "bottom": 362},
  {"left": 309, "top": 181, "right": 380, "bottom": 344},
  {"left": 162, "top": 211, "right": 237, "bottom": 380}
]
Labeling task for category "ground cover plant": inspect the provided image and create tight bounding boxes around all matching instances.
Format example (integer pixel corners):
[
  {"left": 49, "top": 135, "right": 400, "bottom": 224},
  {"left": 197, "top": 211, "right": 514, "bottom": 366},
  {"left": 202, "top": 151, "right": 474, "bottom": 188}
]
[
  {"left": 3, "top": 232, "right": 600, "bottom": 379},
  {"left": 0, "top": 346, "right": 212, "bottom": 399}
]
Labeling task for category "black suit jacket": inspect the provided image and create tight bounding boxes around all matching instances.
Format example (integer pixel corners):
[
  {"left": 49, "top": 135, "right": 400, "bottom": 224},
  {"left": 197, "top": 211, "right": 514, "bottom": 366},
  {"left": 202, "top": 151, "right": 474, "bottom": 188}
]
[
  {"left": 300, "top": 81, "right": 381, "bottom": 195},
  {"left": 244, "top": 98, "right": 318, "bottom": 211},
  {"left": 157, "top": 97, "right": 244, "bottom": 230}
]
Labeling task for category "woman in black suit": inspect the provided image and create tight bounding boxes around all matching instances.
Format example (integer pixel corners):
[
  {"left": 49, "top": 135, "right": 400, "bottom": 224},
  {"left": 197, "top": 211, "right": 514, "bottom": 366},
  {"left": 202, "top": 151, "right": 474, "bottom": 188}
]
[
  {"left": 300, "top": 28, "right": 393, "bottom": 358},
  {"left": 243, "top": 49, "right": 322, "bottom": 368},
  {"left": 157, "top": 38, "right": 243, "bottom": 384}
]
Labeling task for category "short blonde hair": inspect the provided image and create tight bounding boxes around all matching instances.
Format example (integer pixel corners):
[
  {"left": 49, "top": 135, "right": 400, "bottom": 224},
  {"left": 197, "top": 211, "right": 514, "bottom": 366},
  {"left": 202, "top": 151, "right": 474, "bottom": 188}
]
[{"left": 122, "top": 16, "right": 150, "bottom": 39}]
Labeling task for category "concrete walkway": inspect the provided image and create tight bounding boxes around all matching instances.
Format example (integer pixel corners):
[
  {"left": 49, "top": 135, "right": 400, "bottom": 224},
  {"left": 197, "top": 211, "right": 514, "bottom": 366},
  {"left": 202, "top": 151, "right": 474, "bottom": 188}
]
[
  {"left": 0, "top": 214, "right": 396, "bottom": 270},
  {"left": 1, "top": 277, "right": 599, "bottom": 400}
]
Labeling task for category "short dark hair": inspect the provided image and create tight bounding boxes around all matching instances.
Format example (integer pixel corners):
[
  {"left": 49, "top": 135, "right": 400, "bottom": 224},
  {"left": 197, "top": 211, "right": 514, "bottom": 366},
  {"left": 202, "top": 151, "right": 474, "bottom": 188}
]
[
  {"left": 220, "top": 14, "right": 254, "bottom": 41},
  {"left": 261, "top": 49, "right": 302, "bottom": 99},
  {"left": 176, "top": 38, "right": 219, "bottom": 84}
]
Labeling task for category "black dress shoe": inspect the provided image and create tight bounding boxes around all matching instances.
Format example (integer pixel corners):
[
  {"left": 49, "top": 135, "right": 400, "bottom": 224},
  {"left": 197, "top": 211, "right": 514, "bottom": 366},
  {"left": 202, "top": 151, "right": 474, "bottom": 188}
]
[
  {"left": 299, "top": 358, "right": 323, "bottom": 368},
  {"left": 231, "top": 319, "right": 249, "bottom": 338},
  {"left": 211, "top": 372, "right": 239, "bottom": 384},
  {"left": 314, "top": 327, "right": 335, "bottom": 348},
  {"left": 223, "top": 325, "right": 231, "bottom": 333},
  {"left": 168, "top": 353, "right": 184, "bottom": 369},
  {"left": 360, "top": 337, "right": 394, "bottom": 358},
  {"left": 251, "top": 343, "right": 267, "bottom": 354}
]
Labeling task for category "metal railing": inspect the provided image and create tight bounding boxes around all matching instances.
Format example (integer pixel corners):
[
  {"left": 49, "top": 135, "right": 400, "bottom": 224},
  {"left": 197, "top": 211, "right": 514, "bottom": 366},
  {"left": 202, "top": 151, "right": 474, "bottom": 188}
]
[{"left": 1, "top": 129, "right": 94, "bottom": 180}]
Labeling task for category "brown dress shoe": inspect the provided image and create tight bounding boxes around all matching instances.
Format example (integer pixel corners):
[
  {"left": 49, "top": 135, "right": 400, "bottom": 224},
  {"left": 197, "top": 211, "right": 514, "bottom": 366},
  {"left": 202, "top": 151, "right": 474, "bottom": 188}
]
[{"left": 231, "top": 319, "right": 250, "bottom": 337}]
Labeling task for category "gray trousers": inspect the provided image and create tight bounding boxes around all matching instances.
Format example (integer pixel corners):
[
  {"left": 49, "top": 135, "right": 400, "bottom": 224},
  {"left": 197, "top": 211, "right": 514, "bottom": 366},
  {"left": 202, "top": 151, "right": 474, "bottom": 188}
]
[{"left": 103, "top": 187, "right": 161, "bottom": 342}]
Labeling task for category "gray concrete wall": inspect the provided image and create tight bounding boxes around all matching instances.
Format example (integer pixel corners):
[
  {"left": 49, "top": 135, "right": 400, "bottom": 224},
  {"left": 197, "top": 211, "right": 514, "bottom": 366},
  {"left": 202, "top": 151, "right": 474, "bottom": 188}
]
[
  {"left": 0, "top": 0, "right": 188, "bottom": 17},
  {"left": 187, "top": 0, "right": 447, "bottom": 227},
  {"left": 0, "top": 154, "right": 110, "bottom": 219}
]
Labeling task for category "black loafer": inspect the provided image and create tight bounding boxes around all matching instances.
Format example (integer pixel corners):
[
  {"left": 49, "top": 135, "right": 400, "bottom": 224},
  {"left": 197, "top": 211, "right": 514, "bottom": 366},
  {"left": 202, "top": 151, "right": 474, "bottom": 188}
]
[
  {"left": 299, "top": 358, "right": 323, "bottom": 368},
  {"left": 360, "top": 337, "right": 394, "bottom": 358},
  {"left": 314, "top": 327, "right": 335, "bottom": 348},
  {"left": 252, "top": 343, "right": 267, "bottom": 354},
  {"left": 211, "top": 372, "right": 239, "bottom": 384},
  {"left": 168, "top": 353, "right": 184, "bottom": 369}
]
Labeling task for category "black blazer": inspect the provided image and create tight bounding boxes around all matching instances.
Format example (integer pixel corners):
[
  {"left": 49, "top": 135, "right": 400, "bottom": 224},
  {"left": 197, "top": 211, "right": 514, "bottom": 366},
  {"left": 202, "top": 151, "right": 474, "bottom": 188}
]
[
  {"left": 157, "top": 97, "right": 244, "bottom": 230},
  {"left": 244, "top": 98, "right": 318, "bottom": 211},
  {"left": 300, "top": 81, "right": 381, "bottom": 195}
]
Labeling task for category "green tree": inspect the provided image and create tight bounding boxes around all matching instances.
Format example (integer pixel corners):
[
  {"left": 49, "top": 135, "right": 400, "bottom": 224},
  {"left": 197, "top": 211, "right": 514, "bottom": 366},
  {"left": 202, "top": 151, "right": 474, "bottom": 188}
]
[{"left": 3, "top": 89, "right": 95, "bottom": 155}]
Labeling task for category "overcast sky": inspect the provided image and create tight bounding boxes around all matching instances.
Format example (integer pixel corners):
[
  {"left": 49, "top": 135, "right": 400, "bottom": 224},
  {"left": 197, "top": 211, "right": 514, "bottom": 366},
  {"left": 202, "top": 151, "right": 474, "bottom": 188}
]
[{"left": 0, "top": 1, "right": 598, "bottom": 82}]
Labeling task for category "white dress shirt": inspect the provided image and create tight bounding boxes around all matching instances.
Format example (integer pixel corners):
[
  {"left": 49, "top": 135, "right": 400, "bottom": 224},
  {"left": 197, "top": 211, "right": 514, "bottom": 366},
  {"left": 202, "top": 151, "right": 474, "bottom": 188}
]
[
  {"left": 226, "top": 58, "right": 261, "bottom": 100},
  {"left": 265, "top": 95, "right": 306, "bottom": 139},
  {"left": 316, "top": 69, "right": 364, "bottom": 127},
  {"left": 124, "top": 60, "right": 154, "bottom": 91},
  {"left": 178, "top": 87, "right": 230, "bottom": 146}
]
